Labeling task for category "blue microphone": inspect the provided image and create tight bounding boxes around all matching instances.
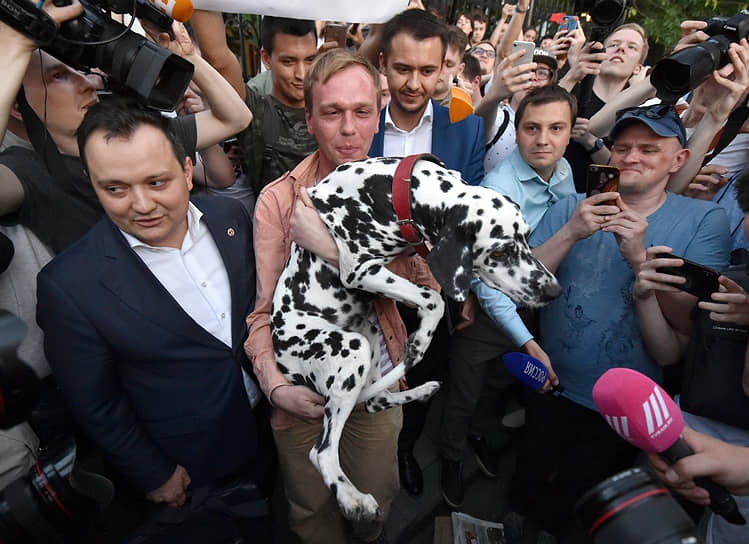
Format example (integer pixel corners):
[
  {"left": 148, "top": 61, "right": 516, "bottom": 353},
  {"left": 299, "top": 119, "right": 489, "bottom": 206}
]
[{"left": 502, "top": 352, "right": 564, "bottom": 394}]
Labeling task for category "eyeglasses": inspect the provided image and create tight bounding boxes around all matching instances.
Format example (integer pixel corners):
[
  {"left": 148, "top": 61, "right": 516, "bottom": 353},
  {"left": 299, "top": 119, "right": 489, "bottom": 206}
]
[
  {"left": 532, "top": 68, "right": 553, "bottom": 80},
  {"left": 472, "top": 48, "right": 496, "bottom": 58},
  {"left": 616, "top": 104, "right": 673, "bottom": 121}
]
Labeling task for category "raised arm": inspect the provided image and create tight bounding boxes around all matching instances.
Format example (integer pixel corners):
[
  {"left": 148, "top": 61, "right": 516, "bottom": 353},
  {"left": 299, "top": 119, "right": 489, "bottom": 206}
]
[{"left": 155, "top": 22, "right": 251, "bottom": 149}]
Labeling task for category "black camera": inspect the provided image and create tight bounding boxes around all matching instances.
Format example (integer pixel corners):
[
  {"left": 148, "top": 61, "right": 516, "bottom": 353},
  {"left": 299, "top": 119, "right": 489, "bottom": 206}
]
[
  {"left": 651, "top": 10, "right": 749, "bottom": 104},
  {"left": 0, "top": 0, "right": 193, "bottom": 110},
  {"left": 0, "top": 311, "right": 113, "bottom": 543},
  {"left": 575, "top": 467, "right": 701, "bottom": 543}
]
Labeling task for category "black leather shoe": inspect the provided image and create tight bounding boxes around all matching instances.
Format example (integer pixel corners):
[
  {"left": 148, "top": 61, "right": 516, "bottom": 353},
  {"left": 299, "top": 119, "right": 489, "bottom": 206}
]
[
  {"left": 398, "top": 450, "right": 423, "bottom": 496},
  {"left": 441, "top": 458, "right": 463, "bottom": 508},
  {"left": 468, "top": 433, "right": 498, "bottom": 478}
]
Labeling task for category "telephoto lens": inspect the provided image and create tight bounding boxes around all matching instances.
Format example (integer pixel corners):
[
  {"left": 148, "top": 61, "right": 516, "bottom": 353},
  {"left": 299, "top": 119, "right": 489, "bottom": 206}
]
[{"left": 575, "top": 467, "right": 701, "bottom": 544}]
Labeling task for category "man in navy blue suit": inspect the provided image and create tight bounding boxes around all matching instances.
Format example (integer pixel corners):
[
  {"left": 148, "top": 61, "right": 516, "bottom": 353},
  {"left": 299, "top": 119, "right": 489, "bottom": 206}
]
[
  {"left": 369, "top": 9, "right": 485, "bottom": 185},
  {"left": 368, "top": 8, "right": 485, "bottom": 498},
  {"left": 36, "top": 99, "right": 270, "bottom": 538}
]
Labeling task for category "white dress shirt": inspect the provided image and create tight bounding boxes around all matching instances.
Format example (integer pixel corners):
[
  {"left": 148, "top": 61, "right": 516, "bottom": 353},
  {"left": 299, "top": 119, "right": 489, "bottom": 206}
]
[
  {"left": 383, "top": 100, "right": 434, "bottom": 157},
  {"left": 121, "top": 202, "right": 261, "bottom": 406}
]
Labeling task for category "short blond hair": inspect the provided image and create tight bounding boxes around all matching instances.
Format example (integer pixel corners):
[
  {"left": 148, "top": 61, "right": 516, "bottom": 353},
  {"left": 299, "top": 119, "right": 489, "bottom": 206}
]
[
  {"left": 606, "top": 23, "right": 649, "bottom": 64},
  {"left": 304, "top": 49, "right": 382, "bottom": 113}
]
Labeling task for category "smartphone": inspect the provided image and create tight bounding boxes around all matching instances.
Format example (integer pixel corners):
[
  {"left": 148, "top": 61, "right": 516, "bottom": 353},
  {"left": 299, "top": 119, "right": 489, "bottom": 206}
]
[
  {"left": 323, "top": 23, "right": 347, "bottom": 48},
  {"left": 512, "top": 41, "right": 536, "bottom": 67},
  {"left": 655, "top": 254, "right": 721, "bottom": 301},
  {"left": 559, "top": 15, "right": 578, "bottom": 35},
  {"left": 586, "top": 164, "right": 620, "bottom": 198}
]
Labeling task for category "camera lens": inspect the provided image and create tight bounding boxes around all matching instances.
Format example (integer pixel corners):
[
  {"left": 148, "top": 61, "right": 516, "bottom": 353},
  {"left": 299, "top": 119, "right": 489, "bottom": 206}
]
[{"left": 575, "top": 467, "right": 700, "bottom": 544}]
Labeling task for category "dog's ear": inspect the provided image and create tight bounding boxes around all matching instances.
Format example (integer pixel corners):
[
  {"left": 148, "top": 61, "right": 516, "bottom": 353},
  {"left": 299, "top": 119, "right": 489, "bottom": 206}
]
[{"left": 426, "top": 226, "right": 473, "bottom": 302}]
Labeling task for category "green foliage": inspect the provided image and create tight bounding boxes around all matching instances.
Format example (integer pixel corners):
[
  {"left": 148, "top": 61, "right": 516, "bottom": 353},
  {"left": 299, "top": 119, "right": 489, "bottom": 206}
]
[{"left": 629, "top": 0, "right": 749, "bottom": 48}]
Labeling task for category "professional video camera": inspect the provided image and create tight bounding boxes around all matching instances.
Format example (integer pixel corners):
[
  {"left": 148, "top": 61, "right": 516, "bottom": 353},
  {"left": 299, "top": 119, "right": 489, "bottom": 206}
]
[
  {"left": 575, "top": 0, "right": 628, "bottom": 42},
  {"left": 0, "top": 311, "right": 113, "bottom": 543},
  {"left": 651, "top": 11, "right": 749, "bottom": 104},
  {"left": 575, "top": 467, "right": 701, "bottom": 543},
  {"left": 0, "top": 0, "right": 193, "bottom": 110}
]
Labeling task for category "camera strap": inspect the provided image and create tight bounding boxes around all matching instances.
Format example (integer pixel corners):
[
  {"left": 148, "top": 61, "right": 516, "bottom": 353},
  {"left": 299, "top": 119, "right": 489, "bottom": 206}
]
[
  {"left": 16, "top": 87, "right": 86, "bottom": 198},
  {"left": 702, "top": 101, "right": 749, "bottom": 167}
]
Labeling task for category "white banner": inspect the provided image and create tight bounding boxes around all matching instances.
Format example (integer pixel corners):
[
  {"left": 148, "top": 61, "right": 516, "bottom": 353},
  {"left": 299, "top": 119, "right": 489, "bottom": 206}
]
[{"left": 191, "top": 0, "right": 409, "bottom": 23}]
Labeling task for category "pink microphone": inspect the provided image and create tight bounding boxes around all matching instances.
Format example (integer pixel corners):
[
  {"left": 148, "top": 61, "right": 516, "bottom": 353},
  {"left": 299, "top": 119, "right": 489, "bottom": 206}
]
[{"left": 593, "top": 368, "right": 745, "bottom": 525}]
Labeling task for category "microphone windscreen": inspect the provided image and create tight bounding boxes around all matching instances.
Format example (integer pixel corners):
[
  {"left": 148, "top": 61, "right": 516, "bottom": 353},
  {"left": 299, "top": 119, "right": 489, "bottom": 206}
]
[
  {"left": 592, "top": 368, "right": 684, "bottom": 453},
  {"left": 502, "top": 352, "right": 548, "bottom": 391}
]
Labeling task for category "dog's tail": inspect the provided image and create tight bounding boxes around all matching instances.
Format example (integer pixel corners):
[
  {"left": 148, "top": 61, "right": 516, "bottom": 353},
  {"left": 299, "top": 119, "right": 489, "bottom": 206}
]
[{"left": 356, "top": 364, "right": 407, "bottom": 403}]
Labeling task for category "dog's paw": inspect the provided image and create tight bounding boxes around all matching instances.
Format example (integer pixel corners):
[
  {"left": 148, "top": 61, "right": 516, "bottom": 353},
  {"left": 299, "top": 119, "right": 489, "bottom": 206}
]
[
  {"left": 337, "top": 490, "right": 383, "bottom": 522},
  {"left": 419, "top": 380, "right": 441, "bottom": 401}
]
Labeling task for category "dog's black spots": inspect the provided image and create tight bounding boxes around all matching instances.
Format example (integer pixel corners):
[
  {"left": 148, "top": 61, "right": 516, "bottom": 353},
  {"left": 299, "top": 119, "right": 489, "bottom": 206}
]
[
  {"left": 324, "top": 406, "right": 331, "bottom": 418},
  {"left": 491, "top": 197, "right": 504, "bottom": 209},
  {"left": 472, "top": 194, "right": 481, "bottom": 199},
  {"left": 277, "top": 363, "right": 289, "bottom": 374},
  {"left": 326, "top": 331, "right": 344, "bottom": 356},
  {"left": 338, "top": 476, "right": 345, "bottom": 483},
  {"left": 274, "top": 334, "right": 302, "bottom": 352},
  {"left": 337, "top": 164, "right": 352, "bottom": 171},
  {"left": 336, "top": 187, "right": 343, "bottom": 194},
  {"left": 386, "top": 277, "right": 395, "bottom": 284},
  {"left": 290, "top": 373, "right": 306, "bottom": 386},
  {"left": 509, "top": 269, "right": 516, "bottom": 277},
  {"left": 342, "top": 374, "right": 356, "bottom": 391},
  {"left": 421, "top": 169, "right": 431, "bottom": 176},
  {"left": 304, "top": 329, "right": 321, "bottom": 341},
  {"left": 272, "top": 312, "right": 285, "bottom": 329},
  {"left": 330, "top": 483, "right": 338, "bottom": 496},
  {"left": 282, "top": 295, "right": 291, "bottom": 305},
  {"left": 421, "top": 292, "right": 431, "bottom": 299},
  {"left": 411, "top": 177, "right": 420, "bottom": 190},
  {"left": 337, "top": 366, "right": 342, "bottom": 373},
  {"left": 326, "top": 375, "right": 334, "bottom": 389},
  {"left": 334, "top": 226, "right": 346, "bottom": 238},
  {"left": 355, "top": 167, "right": 364, "bottom": 174},
  {"left": 381, "top": 158, "right": 398, "bottom": 165},
  {"left": 458, "top": 192, "right": 466, "bottom": 198},
  {"left": 426, "top": 303, "right": 436, "bottom": 311},
  {"left": 491, "top": 225, "right": 505, "bottom": 238},
  {"left": 310, "top": 371, "right": 316, "bottom": 382},
  {"left": 322, "top": 307, "right": 337, "bottom": 320},
  {"left": 349, "top": 338, "right": 362, "bottom": 350},
  {"left": 341, "top": 349, "right": 350, "bottom": 358},
  {"left": 440, "top": 179, "right": 453, "bottom": 192},
  {"left": 296, "top": 323, "right": 306, "bottom": 330},
  {"left": 341, "top": 303, "right": 352, "bottom": 313},
  {"left": 358, "top": 365, "right": 365, "bottom": 376},
  {"left": 334, "top": 289, "right": 348, "bottom": 301},
  {"left": 337, "top": 407, "right": 341, "bottom": 414},
  {"left": 477, "top": 209, "right": 484, "bottom": 216}
]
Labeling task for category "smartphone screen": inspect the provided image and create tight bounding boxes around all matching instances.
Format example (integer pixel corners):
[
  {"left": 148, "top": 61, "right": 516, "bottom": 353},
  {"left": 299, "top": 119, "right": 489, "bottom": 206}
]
[
  {"left": 586, "top": 164, "right": 620, "bottom": 198},
  {"left": 512, "top": 41, "right": 535, "bottom": 67},
  {"left": 560, "top": 15, "right": 578, "bottom": 34},
  {"left": 655, "top": 254, "right": 721, "bottom": 300}
]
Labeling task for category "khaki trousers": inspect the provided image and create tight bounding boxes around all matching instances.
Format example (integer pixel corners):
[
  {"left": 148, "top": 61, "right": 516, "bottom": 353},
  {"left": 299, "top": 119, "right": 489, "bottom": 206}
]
[{"left": 273, "top": 397, "right": 402, "bottom": 543}]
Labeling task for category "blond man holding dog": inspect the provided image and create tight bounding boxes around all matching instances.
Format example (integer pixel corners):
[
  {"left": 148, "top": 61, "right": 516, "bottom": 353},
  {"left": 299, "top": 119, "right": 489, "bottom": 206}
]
[{"left": 246, "top": 49, "right": 435, "bottom": 544}]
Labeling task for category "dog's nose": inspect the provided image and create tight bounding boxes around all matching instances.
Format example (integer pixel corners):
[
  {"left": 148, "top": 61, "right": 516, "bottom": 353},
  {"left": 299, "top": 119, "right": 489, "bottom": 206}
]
[{"left": 543, "top": 279, "right": 562, "bottom": 301}]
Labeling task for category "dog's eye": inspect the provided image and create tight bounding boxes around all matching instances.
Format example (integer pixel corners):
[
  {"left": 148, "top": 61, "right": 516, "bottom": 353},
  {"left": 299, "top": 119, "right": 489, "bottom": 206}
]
[{"left": 490, "top": 248, "right": 507, "bottom": 260}]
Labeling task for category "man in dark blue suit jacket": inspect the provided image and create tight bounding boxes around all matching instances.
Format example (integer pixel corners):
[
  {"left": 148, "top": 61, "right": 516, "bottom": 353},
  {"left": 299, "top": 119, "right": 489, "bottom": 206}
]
[
  {"left": 369, "top": 9, "right": 485, "bottom": 185},
  {"left": 36, "top": 100, "right": 268, "bottom": 535}
]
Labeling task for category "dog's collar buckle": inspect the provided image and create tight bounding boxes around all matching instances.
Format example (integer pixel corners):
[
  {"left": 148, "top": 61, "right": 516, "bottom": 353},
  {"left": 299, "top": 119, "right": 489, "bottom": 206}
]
[{"left": 392, "top": 154, "right": 443, "bottom": 259}]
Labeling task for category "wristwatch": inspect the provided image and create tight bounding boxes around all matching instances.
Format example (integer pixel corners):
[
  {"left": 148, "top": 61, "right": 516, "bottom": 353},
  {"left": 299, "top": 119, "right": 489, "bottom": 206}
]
[{"left": 589, "top": 137, "right": 604, "bottom": 153}]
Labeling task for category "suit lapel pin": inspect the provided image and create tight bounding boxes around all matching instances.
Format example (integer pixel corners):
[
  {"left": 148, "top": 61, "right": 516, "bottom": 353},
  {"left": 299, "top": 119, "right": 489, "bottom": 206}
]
[{"left": 227, "top": 227, "right": 235, "bottom": 237}]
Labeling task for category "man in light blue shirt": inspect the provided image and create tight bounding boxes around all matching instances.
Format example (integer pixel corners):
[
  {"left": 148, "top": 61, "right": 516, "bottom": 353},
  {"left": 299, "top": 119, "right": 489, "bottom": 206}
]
[{"left": 440, "top": 85, "right": 577, "bottom": 508}]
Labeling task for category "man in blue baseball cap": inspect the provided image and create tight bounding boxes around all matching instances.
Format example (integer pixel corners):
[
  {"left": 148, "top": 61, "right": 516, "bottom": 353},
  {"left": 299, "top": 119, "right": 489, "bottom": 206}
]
[{"left": 502, "top": 102, "right": 731, "bottom": 540}]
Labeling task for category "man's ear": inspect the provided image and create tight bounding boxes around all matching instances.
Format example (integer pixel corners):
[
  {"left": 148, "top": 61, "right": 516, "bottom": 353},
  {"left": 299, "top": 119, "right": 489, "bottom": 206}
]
[
  {"left": 260, "top": 48, "right": 272, "bottom": 70},
  {"left": 671, "top": 147, "right": 691, "bottom": 173},
  {"left": 9, "top": 102, "right": 23, "bottom": 122},
  {"left": 379, "top": 51, "right": 386, "bottom": 73},
  {"left": 632, "top": 63, "right": 643, "bottom": 76},
  {"left": 425, "top": 224, "right": 473, "bottom": 302},
  {"left": 184, "top": 156, "right": 194, "bottom": 192}
]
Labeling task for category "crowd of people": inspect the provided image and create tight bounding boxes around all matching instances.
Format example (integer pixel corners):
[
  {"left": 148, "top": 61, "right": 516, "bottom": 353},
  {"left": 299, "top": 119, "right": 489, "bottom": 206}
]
[{"left": 1, "top": 0, "right": 749, "bottom": 543}]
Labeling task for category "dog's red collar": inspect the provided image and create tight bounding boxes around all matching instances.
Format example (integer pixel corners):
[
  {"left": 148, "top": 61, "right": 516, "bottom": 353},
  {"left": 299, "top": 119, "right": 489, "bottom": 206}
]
[{"left": 392, "top": 154, "right": 443, "bottom": 258}]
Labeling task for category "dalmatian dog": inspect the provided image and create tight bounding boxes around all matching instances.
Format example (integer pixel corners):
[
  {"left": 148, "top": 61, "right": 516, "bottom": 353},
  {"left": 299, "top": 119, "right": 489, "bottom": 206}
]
[{"left": 271, "top": 156, "right": 560, "bottom": 521}]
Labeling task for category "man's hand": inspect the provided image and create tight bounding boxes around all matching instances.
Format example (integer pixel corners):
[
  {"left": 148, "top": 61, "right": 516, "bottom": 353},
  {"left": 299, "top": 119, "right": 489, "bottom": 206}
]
[
  {"left": 601, "top": 195, "right": 648, "bottom": 270},
  {"left": 455, "top": 293, "right": 478, "bottom": 331},
  {"left": 648, "top": 426, "right": 749, "bottom": 504},
  {"left": 522, "top": 339, "right": 558, "bottom": 392},
  {"left": 1, "top": 0, "right": 83, "bottom": 51},
  {"left": 487, "top": 51, "right": 535, "bottom": 102},
  {"left": 146, "top": 465, "right": 191, "bottom": 507},
  {"left": 560, "top": 41, "right": 607, "bottom": 87},
  {"left": 270, "top": 384, "right": 325, "bottom": 424},
  {"left": 698, "top": 275, "right": 749, "bottom": 325},
  {"left": 570, "top": 117, "right": 598, "bottom": 150},
  {"left": 684, "top": 164, "right": 729, "bottom": 200},
  {"left": 672, "top": 20, "right": 709, "bottom": 55},
  {"left": 564, "top": 193, "right": 620, "bottom": 241},
  {"left": 290, "top": 188, "right": 339, "bottom": 266},
  {"left": 633, "top": 246, "right": 687, "bottom": 300}
]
